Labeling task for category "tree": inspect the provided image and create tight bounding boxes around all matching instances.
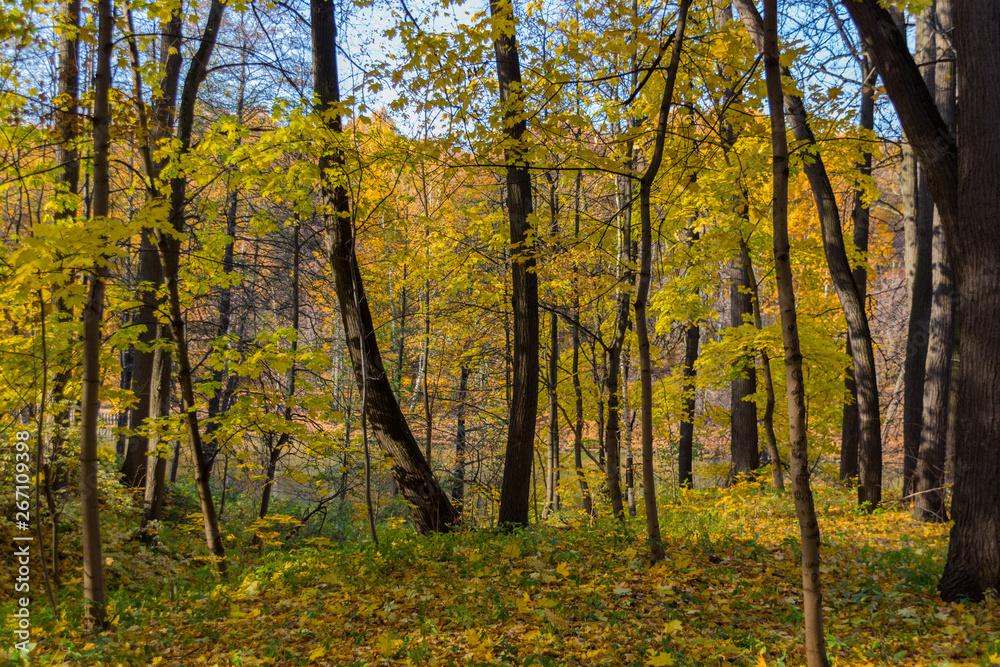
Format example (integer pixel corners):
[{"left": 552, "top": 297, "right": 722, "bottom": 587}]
[
  {"left": 734, "top": 0, "right": 882, "bottom": 509},
  {"left": 492, "top": 0, "right": 541, "bottom": 529},
  {"left": 762, "top": 0, "right": 829, "bottom": 661},
  {"left": 842, "top": 0, "right": 1000, "bottom": 603},
  {"left": 311, "top": 0, "right": 458, "bottom": 534},
  {"left": 120, "top": 6, "right": 183, "bottom": 489},
  {"left": 151, "top": 0, "right": 229, "bottom": 576},
  {"left": 79, "top": 0, "right": 113, "bottom": 629},
  {"left": 901, "top": 5, "right": 935, "bottom": 501},
  {"left": 729, "top": 251, "right": 759, "bottom": 482},
  {"left": 635, "top": 0, "right": 691, "bottom": 563},
  {"left": 912, "top": 0, "right": 955, "bottom": 523}
]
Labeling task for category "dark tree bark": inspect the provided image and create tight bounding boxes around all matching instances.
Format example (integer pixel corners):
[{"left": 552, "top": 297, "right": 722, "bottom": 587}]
[
  {"left": 735, "top": 0, "right": 882, "bottom": 509},
  {"left": 204, "top": 70, "right": 245, "bottom": 474},
  {"left": 120, "top": 8, "right": 182, "bottom": 488},
  {"left": 570, "top": 172, "right": 592, "bottom": 515},
  {"left": 677, "top": 225, "right": 700, "bottom": 489},
  {"left": 913, "top": 0, "right": 956, "bottom": 523},
  {"left": 762, "top": 0, "right": 829, "bottom": 661},
  {"left": 572, "top": 311, "right": 593, "bottom": 515},
  {"left": 602, "top": 121, "right": 638, "bottom": 519},
  {"left": 140, "top": 339, "right": 171, "bottom": 537},
  {"left": 545, "top": 180, "right": 560, "bottom": 517},
  {"left": 453, "top": 365, "right": 468, "bottom": 508},
  {"left": 678, "top": 322, "right": 699, "bottom": 489},
  {"left": 47, "top": 0, "right": 81, "bottom": 494},
  {"left": 623, "top": 349, "right": 636, "bottom": 517},
  {"left": 902, "top": 8, "right": 936, "bottom": 500},
  {"left": 729, "top": 253, "right": 759, "bottom": 482},
  {"left": 636, "top": 0, "right": 690, "bottom": 563},
  {"left": 740, "top": 240, "right": 784, "bottom": 490},
  {"left": 491, "top": 0, "right": 540, "bottom": 529},
  {"left": 843, "top": 0, "right": 1000, "bottom": 604},
  {"left": 312, "top": 0, "right": 458, "bottom": 533},
  {"left": 80, "top": 0, "right": 112, "bottom": 628},
  {"left": 841, "top": 54, "right": 875, "bottom": 483}
]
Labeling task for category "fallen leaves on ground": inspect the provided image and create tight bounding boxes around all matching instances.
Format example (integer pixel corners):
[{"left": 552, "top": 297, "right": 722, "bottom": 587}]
[{"left": 19, "top": 485, "right": 1000, "bottom": 666}]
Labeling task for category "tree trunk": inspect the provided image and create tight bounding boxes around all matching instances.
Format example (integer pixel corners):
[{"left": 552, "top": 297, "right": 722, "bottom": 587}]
[
  {"left": 312, "top": 0, "right": 458, "bottom": 533},
  {"left": 453, "top": 365, "right": 468, "bottom": 508},
  {"left": 140, "top": 340, "right": 171, "bottom": 536},
  {"left": 152, "top": 0, "right": 229, "bottom": 576},
  {"left": 252, "top": 222, "right": 300, "bottom": 546},
  {"left": 729, "top": 252, "right": 759, "bottom": 482},
  {"left": 121, "top": 233, "right": 160, "bottom": 487},
  {"left": 545, "top": 308, "right": 560, "bottom": 516},
  {"left": 204, "top": 171, "right": 242, "bottom": 475},
  {"left": 491, "top": 0, "right": 540, "bottom": 529},
  {"left": 602, "top": 142, "right": 636, "bottom": 519},
  {"left": 623, "top": 348, "right": 636, "bottom": 517},
  {"left": 678, "top": 321, "right": 699, "bottom": 488},
  {"left": 80, "top": 0, "right": 112, "bottom": 628},
  {"left": 48, "top": 0, "right": 80, "bottom": 494},
  {"left": 902, "top": 8, "right": 936, "bottom": 500},
  {"left": 604, "top": 344, "right": 626, "bottom": 517},
  {"left": 841, "top": 55, "right": 875, "bottom": 483},
  {"left": 740, "top": 240, "right": 784, "bottom": 490},
  {"left": 841, "top": 0, "right": 1000, "bottom": 608},
  {"left": 678, "top": 225, "right": 701, "bottom": 489},
  {"left": 763, "top": 1, "right": 829, "bottom": 661},
  {"left": 636, "top": 0, "right": 690, "bottom": 563},
  {"left": 913, "top": 0, "right": 955, "bottom": 523},
  {"left": 736, "top": 0, "right": 882, "bottom": 509},
  {"left": 572, "top": 309, "right": 592, "bottom": 515},
  {"left": 121, "top": 9, "right": 182, "bottom": 488}
]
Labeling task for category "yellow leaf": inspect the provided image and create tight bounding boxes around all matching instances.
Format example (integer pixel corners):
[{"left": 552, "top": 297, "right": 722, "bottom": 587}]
[
  {"left": 989, "top": 654, "right": 1000, "bottom": 665},
  {"left": 308, "top": 647, "right": 325, "bottom": 662},
  {"left": 664, "top": 619, "right": 682, "bottom": 635},
  {"left": 648, "top": 652, "right": 675, "bottom": 666},
  {"left": 555, "top": 562, "right": 570, "bottom": 577},
  {"left": 756, "top": 655, "right": 769, "bottom": 667},
  {"left": 502, "top": 543, "right": 521, "bottom": 558}
]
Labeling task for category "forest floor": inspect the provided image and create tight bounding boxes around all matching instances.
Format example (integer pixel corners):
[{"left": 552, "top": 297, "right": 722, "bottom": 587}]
[{"left": 8, "top": 482, "right": 1000, "bottom": 666}]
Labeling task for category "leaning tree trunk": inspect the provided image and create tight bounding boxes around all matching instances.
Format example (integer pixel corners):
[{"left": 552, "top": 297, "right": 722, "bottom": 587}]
[
  {"left": 490, "top": 0, "right": 540, "bottom": 529},
  {"left": 79, "top": 0, "right": 113, "bottom": 629},
  {"left": 842, "top": 0, "right": 1000, "bottom": 606},
  {"left": 152, "top": 0, "right": 229, "bottom": 575},
  {"left": 635, "top": 0, "right": 690, "bottom": 563},
  {"left": 735, "top": 0, "right": 881, "bottom": 509},
  {"left": 763, "top": 1, "right": 829, "bottom": 662},
  {"left": 312, "top": 0, "right": 457, "bottom": 533},
  {"left": 912, "top": 0, "right": 955, "bottom": 523}
]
